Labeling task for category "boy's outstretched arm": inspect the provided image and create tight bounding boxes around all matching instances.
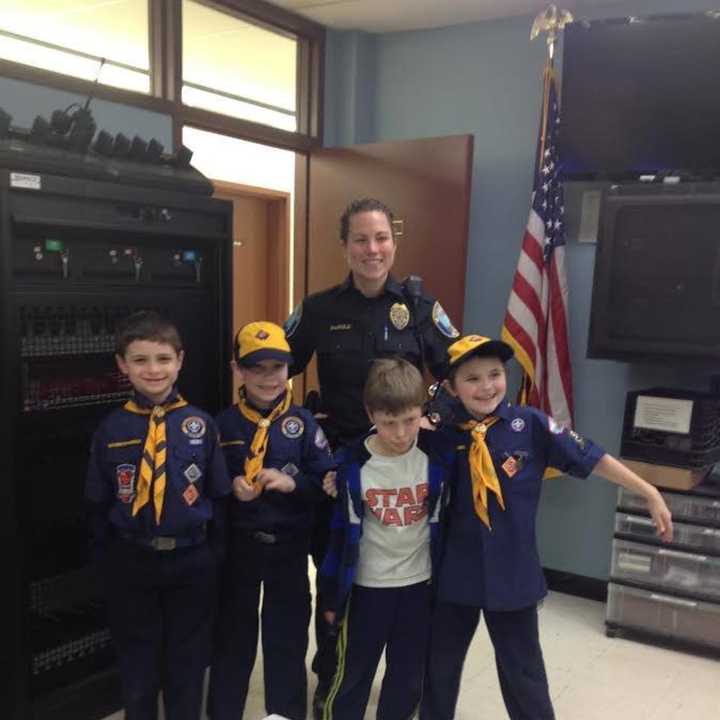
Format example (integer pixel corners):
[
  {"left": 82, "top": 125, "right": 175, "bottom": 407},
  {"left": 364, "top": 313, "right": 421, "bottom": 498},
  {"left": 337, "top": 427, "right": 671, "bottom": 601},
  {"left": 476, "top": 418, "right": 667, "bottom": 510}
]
[{"left": 594, "top": 454, "right": 673, "bottom": 542}]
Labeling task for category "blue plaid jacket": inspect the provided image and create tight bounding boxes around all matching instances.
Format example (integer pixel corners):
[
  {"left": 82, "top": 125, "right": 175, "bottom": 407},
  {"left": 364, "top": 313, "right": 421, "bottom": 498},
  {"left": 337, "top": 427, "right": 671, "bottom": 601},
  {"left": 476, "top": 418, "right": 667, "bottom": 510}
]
[{"left": 318, "top": 428, "right": 454, "bottom": 622}]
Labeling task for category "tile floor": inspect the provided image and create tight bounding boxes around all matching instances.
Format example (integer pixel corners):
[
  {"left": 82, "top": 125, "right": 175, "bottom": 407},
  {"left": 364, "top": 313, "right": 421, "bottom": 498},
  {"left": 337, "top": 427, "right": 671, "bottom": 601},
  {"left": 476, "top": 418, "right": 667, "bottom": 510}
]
[{"left": 104, "top": 590, "right": 719, "bottom": 720}]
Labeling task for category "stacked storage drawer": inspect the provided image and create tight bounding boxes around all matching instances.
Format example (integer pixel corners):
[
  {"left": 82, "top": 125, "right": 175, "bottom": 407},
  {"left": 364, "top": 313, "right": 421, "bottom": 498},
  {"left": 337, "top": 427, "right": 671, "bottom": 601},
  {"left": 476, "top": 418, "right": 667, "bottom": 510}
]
[{"left": 606, "top": 483, "right": 720, "bottom": 651}]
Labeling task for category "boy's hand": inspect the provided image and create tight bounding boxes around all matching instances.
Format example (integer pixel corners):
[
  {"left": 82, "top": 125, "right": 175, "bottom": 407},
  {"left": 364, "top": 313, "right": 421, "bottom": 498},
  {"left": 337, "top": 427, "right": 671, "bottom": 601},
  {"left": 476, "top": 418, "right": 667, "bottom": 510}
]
[
  {"left": 258, "top": 468, "right": 296, "bottom": 493},
  {"left": 647, "top": 488, "right": 673, "bottom": 543},
  {"left": 233, "top": 475, "right": 261, "bottom": 502},
  {"left": 322, "top": 471, "right": 338, "bottom": 498},
  {"left": 419, "top": 416, "right": 437, "bottom": 431},
  {"left": 323, "top": 610, "right": 336, "bottom": 625}
]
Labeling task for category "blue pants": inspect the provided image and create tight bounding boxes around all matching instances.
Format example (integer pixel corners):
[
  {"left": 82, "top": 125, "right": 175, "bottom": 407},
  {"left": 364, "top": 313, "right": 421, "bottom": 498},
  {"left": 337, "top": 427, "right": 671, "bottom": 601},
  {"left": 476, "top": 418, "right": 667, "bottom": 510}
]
[
  {"left": 325, "top": 581, "right": 432, "bottom": 720},
  {"left": 103, "top": 540, "right": 217, "bottom": 720},
  {"left": 420, "top": 602, "right": 555, "bottom": 720},
  {"left": 311, "top": 496, "right": 338, "bottom": 694},
  {"left": 209, "top": 532, "right": 311, "bottom": 720}
]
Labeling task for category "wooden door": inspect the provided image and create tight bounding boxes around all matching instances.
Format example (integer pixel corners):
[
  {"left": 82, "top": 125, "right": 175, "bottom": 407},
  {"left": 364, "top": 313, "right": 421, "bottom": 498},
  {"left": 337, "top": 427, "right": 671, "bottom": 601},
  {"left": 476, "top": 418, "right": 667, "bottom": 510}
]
[
  {"left": 214, "top": 181, "right": 290, "bottom": 397},
  {"left": 295, "top": 134, "right": 474, "bottom": 395}
]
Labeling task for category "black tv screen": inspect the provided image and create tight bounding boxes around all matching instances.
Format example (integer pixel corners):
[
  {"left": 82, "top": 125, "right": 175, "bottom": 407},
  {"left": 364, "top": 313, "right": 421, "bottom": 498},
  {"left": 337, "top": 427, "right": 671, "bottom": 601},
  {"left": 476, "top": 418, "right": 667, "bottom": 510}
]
[
  {"left": 561, "top": 13, "right": 720, "bottom": 179},
  {"left": 588, "top": 183, "right": 720, "bottom": 363}
]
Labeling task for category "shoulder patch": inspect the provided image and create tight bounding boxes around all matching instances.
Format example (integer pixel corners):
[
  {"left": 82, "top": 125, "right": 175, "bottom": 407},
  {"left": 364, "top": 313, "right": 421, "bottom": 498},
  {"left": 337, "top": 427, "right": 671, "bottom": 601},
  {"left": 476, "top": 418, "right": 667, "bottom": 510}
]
[
  {"left": 315, "top": 426, "right": 329, "bottom": 450},
  {"left": 547, "top": 416, "right": 564, "bottom": 434},
  {"left": 432, "top": 301, "right": 460, "bottom": 338},
  {"left": 284, "top": 303, "right": 303, "bottom": 338}
]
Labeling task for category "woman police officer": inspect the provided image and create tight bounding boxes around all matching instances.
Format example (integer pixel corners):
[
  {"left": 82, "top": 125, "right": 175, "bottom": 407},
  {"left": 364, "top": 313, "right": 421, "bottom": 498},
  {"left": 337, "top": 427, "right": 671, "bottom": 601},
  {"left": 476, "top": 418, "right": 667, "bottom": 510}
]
[{"left": 284, "top": 197, "right": 460, "bottom": 717}]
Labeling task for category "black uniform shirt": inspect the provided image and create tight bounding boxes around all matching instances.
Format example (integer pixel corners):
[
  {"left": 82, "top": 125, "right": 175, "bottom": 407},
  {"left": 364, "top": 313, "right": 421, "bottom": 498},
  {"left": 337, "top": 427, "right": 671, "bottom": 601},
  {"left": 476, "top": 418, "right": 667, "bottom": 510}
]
[{"left": 285, "top": 274, "right": 459, "bottom": 442}]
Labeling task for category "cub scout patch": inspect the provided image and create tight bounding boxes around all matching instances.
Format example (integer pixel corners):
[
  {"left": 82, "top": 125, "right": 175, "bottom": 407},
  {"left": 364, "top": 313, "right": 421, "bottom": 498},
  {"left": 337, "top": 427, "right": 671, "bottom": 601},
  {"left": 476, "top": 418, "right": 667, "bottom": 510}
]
[
  {"left": 281, "top": 462, "right": 299, "bottom": 477},
  {"left": 181, "top": 416, "right": 206, "bottom": 439},
  {"left": 183, "top": 484, "right": 199, "bottom": 506},
  {"left": 281, "top": 416, "right": 304, "bottom": 439},
  {"left": 315, "top": 426, "right": 329, "bottom": 450},
  {"left": 569, "top": 430, "right": 586, "bottom": 450},
  {"left": 502, "top": 456, "right": 518, "bottom": 478},
  {"left": 432, "top": 301, "right": 460, "bottom": 338},
  {"left": 116, "top": 464, "right": 136, "bottom": 503},
  {"left": 184, "top": 463, "right": 202, "bottom": 483},
  {"left": 510, "top": 417, "right": 526, "bottom": 433}
]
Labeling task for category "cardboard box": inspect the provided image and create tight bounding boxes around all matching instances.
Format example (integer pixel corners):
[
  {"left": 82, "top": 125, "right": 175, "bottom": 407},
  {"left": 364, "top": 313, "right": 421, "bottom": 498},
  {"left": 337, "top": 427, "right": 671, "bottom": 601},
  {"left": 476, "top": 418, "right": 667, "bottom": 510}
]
[{"left": 620, "top": 458, "right": 710, "bottom": 491}]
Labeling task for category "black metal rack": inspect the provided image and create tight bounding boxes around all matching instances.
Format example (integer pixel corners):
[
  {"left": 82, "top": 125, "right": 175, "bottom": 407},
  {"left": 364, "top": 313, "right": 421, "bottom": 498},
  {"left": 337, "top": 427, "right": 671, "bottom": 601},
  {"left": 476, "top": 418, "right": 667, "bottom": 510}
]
[{"left": 0, "top": 159, "right": 232, "bottom": 719}]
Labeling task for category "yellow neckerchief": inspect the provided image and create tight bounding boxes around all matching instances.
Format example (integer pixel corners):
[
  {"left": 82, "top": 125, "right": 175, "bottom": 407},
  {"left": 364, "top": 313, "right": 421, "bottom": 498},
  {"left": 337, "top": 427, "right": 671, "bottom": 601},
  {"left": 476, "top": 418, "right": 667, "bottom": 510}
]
[
  {"left": 236, "top": 385, "right": 293, "bottom": 487},
  {"left": 459, "top": 416, "right": 503, "bottom": 529},
  {"left": 124, "top": 394, "right": 188, "bottom": 525}
]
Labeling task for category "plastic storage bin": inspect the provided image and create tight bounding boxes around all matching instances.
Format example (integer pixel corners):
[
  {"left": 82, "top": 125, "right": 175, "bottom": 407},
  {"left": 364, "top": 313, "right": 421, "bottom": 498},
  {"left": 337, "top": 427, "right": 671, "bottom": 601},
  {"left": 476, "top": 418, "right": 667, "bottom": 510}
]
[
  {"left": 611, "top": 539, "right": 720, "bottom": 600},
  {"left": 606, "top": 583, "right": 720, "bottom": 649},
  {"left": 614, "top": 513, "right": 720, "bottom": 554},
  {"left": 618, "top": 487, "right": 720, "bottom": 526}
]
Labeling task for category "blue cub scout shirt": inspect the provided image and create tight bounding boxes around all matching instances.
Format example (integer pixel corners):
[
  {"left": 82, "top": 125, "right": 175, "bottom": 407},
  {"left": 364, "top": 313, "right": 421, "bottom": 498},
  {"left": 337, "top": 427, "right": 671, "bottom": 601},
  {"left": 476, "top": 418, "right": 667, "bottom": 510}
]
[
  {"left": 438, "top": 401, "right": 605, "bottom": 611},
  {"left": 86, "top": 400, "right": 231, "bottom": 540},
  {"left": 215, "top": 402, "right": 335, "bottom": 533}
]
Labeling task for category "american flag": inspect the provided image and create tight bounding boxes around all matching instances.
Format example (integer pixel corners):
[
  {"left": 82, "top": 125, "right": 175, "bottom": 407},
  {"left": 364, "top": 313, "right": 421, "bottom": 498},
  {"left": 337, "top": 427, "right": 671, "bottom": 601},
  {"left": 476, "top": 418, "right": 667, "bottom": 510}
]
[{"left": 501, "top": 62, "right": 574, "bottom": 428}]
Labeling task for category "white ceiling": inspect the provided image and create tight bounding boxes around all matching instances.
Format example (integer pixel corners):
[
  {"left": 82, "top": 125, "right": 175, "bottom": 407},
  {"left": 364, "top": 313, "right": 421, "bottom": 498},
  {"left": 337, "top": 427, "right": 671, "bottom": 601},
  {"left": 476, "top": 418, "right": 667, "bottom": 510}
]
[{"left": 267, "top": 0, "right": 625, "bottom": 33}]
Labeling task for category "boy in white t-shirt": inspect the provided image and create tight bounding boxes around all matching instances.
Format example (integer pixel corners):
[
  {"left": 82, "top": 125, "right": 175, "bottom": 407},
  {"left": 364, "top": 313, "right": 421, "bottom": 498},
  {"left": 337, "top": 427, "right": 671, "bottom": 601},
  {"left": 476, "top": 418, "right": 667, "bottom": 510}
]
[{"left": 318, "top": 358, "right": 454, "bottom": 720}]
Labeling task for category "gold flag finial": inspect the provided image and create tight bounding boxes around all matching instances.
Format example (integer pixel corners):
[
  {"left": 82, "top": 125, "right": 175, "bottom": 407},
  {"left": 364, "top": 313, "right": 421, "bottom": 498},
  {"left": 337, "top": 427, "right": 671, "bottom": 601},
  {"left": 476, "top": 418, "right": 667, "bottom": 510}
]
[{"left": 530, "top": 4, "right": 573, "bottom": 58}]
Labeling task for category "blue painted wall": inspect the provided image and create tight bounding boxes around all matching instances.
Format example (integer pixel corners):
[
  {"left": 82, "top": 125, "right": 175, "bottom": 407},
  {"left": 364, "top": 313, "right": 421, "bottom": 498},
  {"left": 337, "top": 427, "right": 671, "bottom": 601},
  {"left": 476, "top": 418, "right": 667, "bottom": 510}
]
[
  {"left": 325, "top": 0, "right": 719, "bottom": 579},
  {"left": 0, "top": 76, "right": 172, "bottom": 146}
]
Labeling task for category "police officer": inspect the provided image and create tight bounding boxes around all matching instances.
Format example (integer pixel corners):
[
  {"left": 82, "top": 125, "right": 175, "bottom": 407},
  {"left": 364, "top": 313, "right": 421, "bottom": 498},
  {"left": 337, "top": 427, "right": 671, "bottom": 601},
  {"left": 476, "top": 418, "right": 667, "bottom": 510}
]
[{"left": 284, "top": 197, "right": 460, "bottom": 716}]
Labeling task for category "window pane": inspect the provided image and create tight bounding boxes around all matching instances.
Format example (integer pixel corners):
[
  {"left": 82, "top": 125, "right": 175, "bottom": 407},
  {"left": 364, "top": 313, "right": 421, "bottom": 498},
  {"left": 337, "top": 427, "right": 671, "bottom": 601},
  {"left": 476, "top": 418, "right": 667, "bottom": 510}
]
[
  {"left": 182, "top": 85, "right": 296, "bottom": 132},
  {"left": 0, "top": 0, "right": 149, "bottom": 92},
  {"left": 183, "top": 0, "right": 297, "bottom": 130}
]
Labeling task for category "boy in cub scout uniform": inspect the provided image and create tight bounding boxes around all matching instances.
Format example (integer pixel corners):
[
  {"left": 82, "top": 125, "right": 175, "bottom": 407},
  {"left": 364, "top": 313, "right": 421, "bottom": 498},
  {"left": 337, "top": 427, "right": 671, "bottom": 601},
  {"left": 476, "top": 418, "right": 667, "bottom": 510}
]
[
  {"left": 209, "top": 321, "right": 336, "bottom": 720},
  {"left": 85, "top": 310, "right": 231, "bottom": 720},
  {"left": 420, "top": 335, "right": 674, "bottom": 720}
]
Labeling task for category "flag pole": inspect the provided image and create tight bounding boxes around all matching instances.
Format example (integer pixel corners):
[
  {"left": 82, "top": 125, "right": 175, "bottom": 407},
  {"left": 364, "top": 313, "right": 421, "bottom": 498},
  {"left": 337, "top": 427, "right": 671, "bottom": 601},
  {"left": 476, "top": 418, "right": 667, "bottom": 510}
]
[{"left": 530, "top": 5, "right": 573, "bottom": 168}]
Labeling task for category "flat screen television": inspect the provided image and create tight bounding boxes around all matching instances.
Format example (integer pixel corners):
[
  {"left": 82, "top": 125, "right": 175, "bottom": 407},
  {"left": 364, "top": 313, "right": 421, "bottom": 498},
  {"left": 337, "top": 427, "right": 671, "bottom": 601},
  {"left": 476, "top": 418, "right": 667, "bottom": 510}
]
[
  {"left": 560, "top": 13, "right": 720, "bottom": 180},
  {"left": 588, "top": 183, "right": 720, "bottom": 363}
]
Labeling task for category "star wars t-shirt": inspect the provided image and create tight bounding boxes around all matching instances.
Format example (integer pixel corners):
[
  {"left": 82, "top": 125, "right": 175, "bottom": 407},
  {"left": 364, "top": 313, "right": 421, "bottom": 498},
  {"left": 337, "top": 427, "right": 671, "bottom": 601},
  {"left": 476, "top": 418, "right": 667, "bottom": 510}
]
[{"left": 355, "top": 437, "right": 432, "bottom": 588}]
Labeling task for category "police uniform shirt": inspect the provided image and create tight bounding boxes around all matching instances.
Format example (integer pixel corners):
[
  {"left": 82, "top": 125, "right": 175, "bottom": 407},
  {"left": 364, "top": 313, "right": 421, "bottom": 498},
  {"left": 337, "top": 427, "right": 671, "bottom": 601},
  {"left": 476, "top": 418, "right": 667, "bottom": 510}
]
[
  {"left": 86, "top": 395, "right": 231, "bottom": 539},
  {"left": 437, "top": 401, "right": 605, "bottom": 611},
  {"left": 216, "top": 399, "right": 335, "bottom": 534},
  {"left": 285, "top": 274, "right": 458, "bottom": 441}
]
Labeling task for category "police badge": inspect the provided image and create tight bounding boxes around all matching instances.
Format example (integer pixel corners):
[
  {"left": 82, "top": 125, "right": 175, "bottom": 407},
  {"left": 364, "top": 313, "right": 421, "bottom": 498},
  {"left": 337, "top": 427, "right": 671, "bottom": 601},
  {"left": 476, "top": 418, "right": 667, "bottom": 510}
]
[{"left": 389, "top": 302, "right": 410, "bottom": 331}]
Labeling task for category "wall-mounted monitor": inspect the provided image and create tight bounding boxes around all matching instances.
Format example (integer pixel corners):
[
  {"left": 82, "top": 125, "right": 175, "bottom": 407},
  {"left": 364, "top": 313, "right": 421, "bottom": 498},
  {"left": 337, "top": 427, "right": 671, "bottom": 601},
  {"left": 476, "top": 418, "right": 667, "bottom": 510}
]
[
  {"left": 561, "top": 13, "right": 720, "bottom": 180},
  {"left": 588, "top": 183, "right": 720, "bottom": 363}
]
